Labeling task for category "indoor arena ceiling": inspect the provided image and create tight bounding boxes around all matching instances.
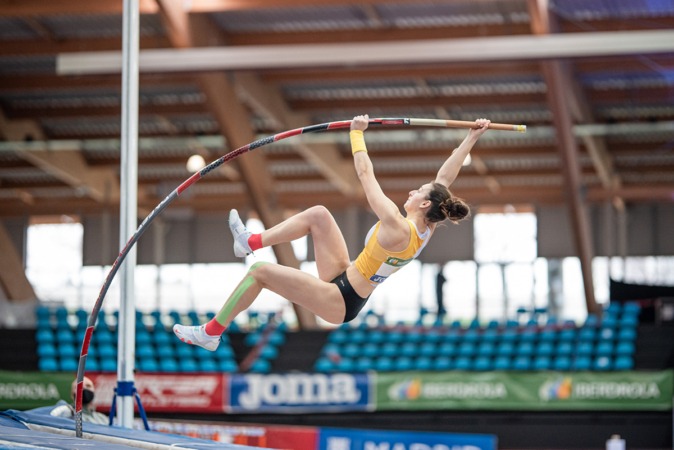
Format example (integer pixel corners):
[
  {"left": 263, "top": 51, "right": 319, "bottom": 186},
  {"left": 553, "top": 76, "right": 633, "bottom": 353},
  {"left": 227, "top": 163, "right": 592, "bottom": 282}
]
[{"left": 0, "top": 0, "right": 673, "bottom": 220}]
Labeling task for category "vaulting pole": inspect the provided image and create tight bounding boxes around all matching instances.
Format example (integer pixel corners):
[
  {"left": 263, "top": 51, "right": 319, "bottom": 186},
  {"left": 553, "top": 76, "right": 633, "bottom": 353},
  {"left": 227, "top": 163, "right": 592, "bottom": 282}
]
[{"left": 73, "top": 116, "right": 525, "bottom": 437}]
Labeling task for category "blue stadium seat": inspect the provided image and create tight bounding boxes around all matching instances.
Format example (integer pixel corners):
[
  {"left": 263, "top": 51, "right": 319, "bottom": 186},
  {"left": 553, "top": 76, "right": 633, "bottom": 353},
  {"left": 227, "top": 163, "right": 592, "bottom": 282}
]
[
  {"left": 477, "top": 342, "right": 496, "bottom": 356},
  {"left": 159, "top": 358, "right": 179, "bottom": 373},
  {"left": 437, "top": 342, "right": 456, "bottom": 357},
  {"left": 268, "top": 331, "right": 286, "bottom": 346},
  {"left": 623, "top": 302, "right": 641, "bottom": 315},
  {"left": 350, "top": 329, "right": 367, "bottom": 344},
  {"left": 400, "top": 342, "right": 418, "bottom": 357},
  {"left": 500, "top": 329, "right": 519, "bottom": 343},
  {"left": 576, "top": 342, "right": 594, "bottom": 356},
  {"left": 595, "top": 341, "right": 614, "bottom": 356},
  {"left": 38, "top": 357, "right": 58, "bottom": 372},
  {"left": 481, "top": 329, "right": 499, "bottom": 343},
  {"left": 58, "top": 344, "right": 78, "bottom": 359},
  {"left": 536, "top": 342, "right": 554, "bottom": 357},
  {"left": 394, "top": 356, "right": 414, "bottom": 371},
  {"left": 175, "top": 344, "right": 194, "bottom": 359},
  {"left": 335, "top": 358, "right": 355, "bottom": 372},
  {"left": 433, "top": 356, "right": 452, "bottom": 371},
  {"left": 418, "top": 342, "right": 436, "bottom": 357},
  {"left": 85, "top": 358, "right": 100, "bottom": 372},
  {"left": 593, "top": 356, "right": 612, "bottom": 371},
  {"left": 533, "top": 356, "right": 552, "bottom": 371},
  {"left": 138, "top": 358, "right": 159, "bottom": 372},
  {"left": 153, "top": 330, "right": 173, "bottom": 346},
  {"left": 618, "top": 328, "right": 637, "bottom": 342},
  {"left": 598, "top": 327, "right": 616, "bottom": 341},
  {"left": 342, "top": 343, "right": 361, "bottom": 359},
  {"left": 414, "top": 356, "right": 433, "bottom": 371},
  {"left": 512, "top": 356, "right": 531, "bottom": 371},
  {"left": 381, "top": 342, "right": 398, "bottom": 358},
  {"left": 538, "top": 329, "right": 557, "bottom": 343},
  {"left": 606, "top": 302, "right": 622, "bottom": 315},
  {"left": 259, "top": 345, "right": 279, "bottom": 360},
  {"left": 453, "top": 356, "right": 471, "bottom": 371},
  {"left": 457, "top": 342, "right": 476, "bottom": 357},
  {"left": 97, "top": 344, "right": 116, "bottom": 360},
  {"left": 578, "top": 327, "right": 596, "bottom": 342},
  {"left": 496, "top": 342, "right": 515, "bottom": 357},
  {"left": 314, "top": 357, "right": 335, "bottom": 373},
  {"left": 179, "top": 358, "right": 199, "bottom": 372},
  {"left": 556, "top": 341, "right": 573, "bottom": 356},
  {"left": 55, "top": 328, "right": 75, "bottom": 345},
  {"left": 37, "top": 343, "right": 57, "bottom": 359},
  {"left": 573, "top": 356, "right": 592, "bottom": 371},
  {"left": 328, "top": 329, "right": 348, "bottom": 344},
  {"left": 615, "top": 341, "right": 635, "bottom": 356},
  {"left": 367, "top": 330, "right": 386, "bottom": 344},
  {"left": 197, "top": 359, "right": 217, "bottom": 373},
  {"left": 493, "top": 356, "right": 511, "bottom": 371},
  {"left": 462, "top": 329, "right": 480, "bottom": 343},
  {"left": 36, "top": 329, "right": 55, "bottom": 345},
  {"left": 519, "top": 329, "right": 538, "bottom": 343},
  {"left": 374, "top": 357, "right": 394, "bottom": 372},
  {"left": 250, "top": 359, "right": 271, "bottom": 373},
  {"left": 619, "top": 314, "right": 639, "bottom": 328},
  {"left": 218, "top": 359, "right": 238, "bottom": 373},
  {"left": 473, "top": 356, "right": 493, "bottom": 371},
  {"left": 100, "top": 358, "right": 117, "bottom": 372},
  {"left": 552, "top": 356, "right": 572, "bottom": 371},
  {"left": 614, "top": 355, "right": 634, "bottom": 371},
  {"left": 59, "top": 358, "right": 78, "bottom": 372},
  {"left": 136, "top": 345, "right": 155, "bottom": 360},
  {"left": 516, "top": 342, "right": 535, "bottom": 356},
  {"left": 558, "top": 328, "right": 577, "bottom": 343},
  {"left": 355, "top": 357, "right": 375, "bottom": 372}
]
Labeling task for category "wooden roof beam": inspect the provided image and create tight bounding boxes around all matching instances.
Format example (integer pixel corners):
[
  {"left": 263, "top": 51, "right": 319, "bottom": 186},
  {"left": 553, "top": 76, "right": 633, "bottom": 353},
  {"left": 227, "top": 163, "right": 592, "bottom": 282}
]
[
  {"left": 528, "top": 0, "right": 598, "bottom": 315},
  {"left": 234, "top": 72, "right": 363, "bottom": 199}
]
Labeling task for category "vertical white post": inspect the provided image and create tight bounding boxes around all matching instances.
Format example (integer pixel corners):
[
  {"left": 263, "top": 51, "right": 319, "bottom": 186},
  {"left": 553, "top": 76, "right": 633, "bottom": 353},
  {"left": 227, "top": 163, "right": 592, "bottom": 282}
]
[{"left": 118, "top": 0, "right": 139, "bottom": 429}]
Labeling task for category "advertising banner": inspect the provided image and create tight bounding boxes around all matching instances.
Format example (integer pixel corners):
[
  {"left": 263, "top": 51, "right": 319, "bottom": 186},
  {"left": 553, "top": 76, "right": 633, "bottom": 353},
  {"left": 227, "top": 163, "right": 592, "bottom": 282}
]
[
  {"left": 88, "top": 373, "right": 227, "bottom": 413},
  {"left": 229, "top": 372, "right": 372, "bottom": 413},
  {"left": 0, "top": 370, "right": 73, "bottom": 410},
  {"left": 319, "top": 427, "right": 497, "bottom": 450},
  {"left": 146, "top": 419, "right": 319, "bottom": 449},
  {"left": 376, "top": 370, "right": 673, "bottom": 411}
]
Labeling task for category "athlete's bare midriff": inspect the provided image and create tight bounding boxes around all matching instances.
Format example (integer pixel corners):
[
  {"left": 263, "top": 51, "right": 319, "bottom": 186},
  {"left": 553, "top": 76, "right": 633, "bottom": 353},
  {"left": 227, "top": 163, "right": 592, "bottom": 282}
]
[{"left": 345, "top": 264, "right": 376, "bottom": 298}]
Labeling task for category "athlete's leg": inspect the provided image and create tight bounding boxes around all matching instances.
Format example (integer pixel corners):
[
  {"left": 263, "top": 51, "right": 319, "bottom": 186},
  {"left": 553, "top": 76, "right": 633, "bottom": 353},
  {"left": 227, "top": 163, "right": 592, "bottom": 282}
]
[
  {"left": 247, "top": 262, "right": 346, "bottom": 324},
  {"left": 260, "top": 206, "right": 350, "bottom": 281}
]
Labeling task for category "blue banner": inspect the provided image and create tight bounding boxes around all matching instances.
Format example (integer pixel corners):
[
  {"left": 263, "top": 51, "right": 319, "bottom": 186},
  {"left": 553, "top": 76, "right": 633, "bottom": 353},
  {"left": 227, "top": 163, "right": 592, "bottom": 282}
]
[
  {"left": 318, "top": 427, "right": 497, "bottom": 450},
  {"left": 229, "top": 373, "right": 372, "bottom": 413}
]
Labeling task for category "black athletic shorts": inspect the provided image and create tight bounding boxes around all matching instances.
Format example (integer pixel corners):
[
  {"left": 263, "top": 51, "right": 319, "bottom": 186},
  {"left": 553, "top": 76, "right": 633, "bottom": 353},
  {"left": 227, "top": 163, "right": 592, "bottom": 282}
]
[{"left": 331, "top": 270, "right": 370, "bottom": 323}]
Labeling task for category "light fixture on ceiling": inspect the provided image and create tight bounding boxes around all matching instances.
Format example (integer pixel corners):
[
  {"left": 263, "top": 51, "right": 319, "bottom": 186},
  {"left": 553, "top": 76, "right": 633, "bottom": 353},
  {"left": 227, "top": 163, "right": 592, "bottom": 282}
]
[{"left": 186, "top": 154, "right": 206, "bottom": 172}]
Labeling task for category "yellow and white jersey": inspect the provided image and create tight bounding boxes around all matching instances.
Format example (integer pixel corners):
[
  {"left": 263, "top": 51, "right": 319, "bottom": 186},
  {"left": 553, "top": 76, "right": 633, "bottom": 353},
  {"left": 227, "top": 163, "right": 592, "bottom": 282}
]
[{"left": 354, "top": 219, "right": 431, "bottom": 286}]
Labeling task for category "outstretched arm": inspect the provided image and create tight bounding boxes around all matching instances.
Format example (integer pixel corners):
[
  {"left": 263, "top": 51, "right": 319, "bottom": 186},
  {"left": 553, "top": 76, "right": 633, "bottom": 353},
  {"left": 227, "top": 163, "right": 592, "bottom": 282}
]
[
  {"left": 351, "top": 115, "right": 401, "bottom": 225},
  {"left": 435, "top": 118, "right": 490, "bottom": 188}
]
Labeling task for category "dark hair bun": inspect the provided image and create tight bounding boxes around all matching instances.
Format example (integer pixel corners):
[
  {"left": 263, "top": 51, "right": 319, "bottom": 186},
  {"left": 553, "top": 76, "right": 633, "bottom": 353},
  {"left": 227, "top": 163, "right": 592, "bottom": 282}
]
[{"left": 447, "top": 198, "right": 470, "bottom": 223}]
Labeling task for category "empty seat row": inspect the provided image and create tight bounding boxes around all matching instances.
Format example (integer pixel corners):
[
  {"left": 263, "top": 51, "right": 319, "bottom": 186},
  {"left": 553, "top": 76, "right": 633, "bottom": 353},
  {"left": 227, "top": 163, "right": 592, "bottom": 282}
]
[{"left": 315, "top": 354, "right": 634, "bottom": 373}]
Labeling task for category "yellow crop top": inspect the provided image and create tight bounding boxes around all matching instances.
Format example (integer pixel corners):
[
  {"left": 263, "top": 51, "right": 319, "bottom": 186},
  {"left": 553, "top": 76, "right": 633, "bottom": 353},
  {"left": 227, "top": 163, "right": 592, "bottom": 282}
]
[{"left": 354, "top": 219, "right": 431, "bottom": 286}]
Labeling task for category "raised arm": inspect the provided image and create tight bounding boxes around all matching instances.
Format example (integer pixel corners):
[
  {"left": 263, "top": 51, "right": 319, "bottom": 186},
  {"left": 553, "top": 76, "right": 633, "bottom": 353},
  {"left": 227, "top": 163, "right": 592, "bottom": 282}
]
[
  {"left": 350, "top": 115, "right": 401, "bottom": 225},
  {"left": 435, "top": 118, "right": 490, "bottom": 188}
]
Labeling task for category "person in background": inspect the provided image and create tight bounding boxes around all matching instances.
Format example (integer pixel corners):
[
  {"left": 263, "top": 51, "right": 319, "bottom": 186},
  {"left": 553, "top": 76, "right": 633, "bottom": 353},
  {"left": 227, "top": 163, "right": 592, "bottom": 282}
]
[{"left": 50, "top": 376, "right": 108, "bottom": 425}]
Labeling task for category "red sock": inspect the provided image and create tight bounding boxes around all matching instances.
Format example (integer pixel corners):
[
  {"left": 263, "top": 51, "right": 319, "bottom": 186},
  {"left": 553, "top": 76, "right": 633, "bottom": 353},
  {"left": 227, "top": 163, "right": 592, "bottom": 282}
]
[
  {"left": 248, "top": 233, "right": 263, "bottom": 251},
  {"left": 204, "top": 319, "right": 226, "bottom": 336}
]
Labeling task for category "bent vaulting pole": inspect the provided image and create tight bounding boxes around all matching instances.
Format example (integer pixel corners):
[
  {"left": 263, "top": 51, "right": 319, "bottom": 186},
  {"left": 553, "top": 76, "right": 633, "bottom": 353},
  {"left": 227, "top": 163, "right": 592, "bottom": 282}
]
[{"left": 73, "top": 117, "right": 526, "bottom": 437}]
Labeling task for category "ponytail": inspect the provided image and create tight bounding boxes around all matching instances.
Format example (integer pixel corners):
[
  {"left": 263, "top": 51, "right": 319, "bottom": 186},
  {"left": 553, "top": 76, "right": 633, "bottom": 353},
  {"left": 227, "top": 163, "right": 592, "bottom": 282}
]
[{"left": 426, "top": 182, "right": 471, "bottom": 224}]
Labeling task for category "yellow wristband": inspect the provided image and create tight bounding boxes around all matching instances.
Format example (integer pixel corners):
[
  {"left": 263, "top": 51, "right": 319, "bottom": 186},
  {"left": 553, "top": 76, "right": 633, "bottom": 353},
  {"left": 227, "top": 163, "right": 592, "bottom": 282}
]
[{"left": 350, "top": 130, "right": 367, "bottom": 155}]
